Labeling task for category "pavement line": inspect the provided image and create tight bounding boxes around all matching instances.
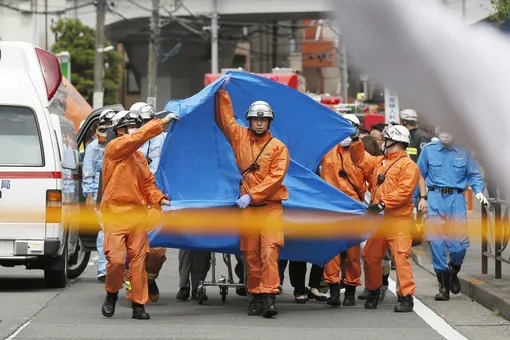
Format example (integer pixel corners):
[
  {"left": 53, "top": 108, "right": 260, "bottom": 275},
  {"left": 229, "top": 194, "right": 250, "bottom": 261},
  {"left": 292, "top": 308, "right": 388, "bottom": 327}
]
[
  {"left": 4, "top": 319, "right": 31, "bottom": 340},
  {"left": 388, "top": 277, "right": 468, "bottom": 340}
]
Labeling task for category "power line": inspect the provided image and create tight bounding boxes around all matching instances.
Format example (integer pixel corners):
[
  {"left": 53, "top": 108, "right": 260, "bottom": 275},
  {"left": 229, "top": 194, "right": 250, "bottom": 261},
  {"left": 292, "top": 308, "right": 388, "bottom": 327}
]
[{"left": 0, "top": 1, "right": 94, "bottom": 15}]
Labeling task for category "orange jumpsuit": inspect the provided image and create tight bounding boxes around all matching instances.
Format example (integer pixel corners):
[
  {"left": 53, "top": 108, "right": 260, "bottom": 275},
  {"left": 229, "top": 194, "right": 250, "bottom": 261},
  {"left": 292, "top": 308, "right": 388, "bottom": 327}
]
[
  {"left": 350, "top": 140, "right": 420, "bottom": 297},
  {"left": 215, "top": 90, "right": 290, "bottom": 295},
  {"left": 123, "top": 208, "right": 167, "bottom": 301},
  {"left": 321, "top": 145, "right": 366, "bottom": 287},
  {"left": 101, "top": 119, "right": 168, "bottom": 305}
]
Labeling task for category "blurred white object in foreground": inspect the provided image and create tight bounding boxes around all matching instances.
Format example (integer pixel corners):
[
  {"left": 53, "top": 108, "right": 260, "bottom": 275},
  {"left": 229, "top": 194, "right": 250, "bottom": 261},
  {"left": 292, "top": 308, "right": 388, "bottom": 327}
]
[{"left": 330, "top": 0, "right": 510, "bottom": 193}]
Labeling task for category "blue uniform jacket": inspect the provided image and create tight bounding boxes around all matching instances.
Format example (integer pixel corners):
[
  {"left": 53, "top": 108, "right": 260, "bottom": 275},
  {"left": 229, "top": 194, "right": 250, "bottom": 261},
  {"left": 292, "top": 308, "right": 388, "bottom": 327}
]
[
  {"left": 81, "top": 138, "right": 105, "bottom": 201},
  {"left": 138, "top": 132, "right": 167, "bottom": 174},
  {"left": 417, "top": 141, "right": 484, "bottom": 194}
]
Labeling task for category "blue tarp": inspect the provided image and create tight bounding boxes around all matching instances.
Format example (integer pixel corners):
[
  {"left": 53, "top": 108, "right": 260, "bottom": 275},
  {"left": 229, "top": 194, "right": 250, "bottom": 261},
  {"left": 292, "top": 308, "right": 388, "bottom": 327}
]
[{"left": 150, "top": 72, "right": 370, "bottom": 265}]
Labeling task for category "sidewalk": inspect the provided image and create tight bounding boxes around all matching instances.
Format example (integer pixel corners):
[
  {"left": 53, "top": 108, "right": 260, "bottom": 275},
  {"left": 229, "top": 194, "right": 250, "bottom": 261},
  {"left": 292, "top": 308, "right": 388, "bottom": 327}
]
[{"left": 411, "top": 204, "right": 510, "bottom": 321}]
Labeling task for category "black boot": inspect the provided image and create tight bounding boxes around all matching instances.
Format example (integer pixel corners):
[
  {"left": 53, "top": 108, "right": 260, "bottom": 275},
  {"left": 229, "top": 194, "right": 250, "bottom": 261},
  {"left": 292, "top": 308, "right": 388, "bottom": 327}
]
[
  {"left": 261, "top": 294, "right": 278, "bottom": 318},
  {"left": 364, "top": 288, "right": 380, "bottom": 309},
  {"left": 327, "top": 283, "right": 341, "bottom": 307},
  {"left": 148, "top": 281, "right": 159, "bottom": 302},
  {"left": 343, "top": 285, "right": 356, "bottom": 306},
  {"left": 101, "top": 291, "right": 118, "bottom": 318},
  {"left": 358, "top": 287, "right": 370, "bottom": 300},
  {"left": 176, "top": 287, "right": 190, "bottom": 301},
  {"left": 248, "top": 294, "right": 263, "bottom": 316},
  {"left": 435, "top": 271, "right": 451, "bottom": 301},
  {"left": 449, "top": 262, "right": 461, "bottom": 295},
  {"left": 397, "top": 295, "right": 404, "bottom": 303},
  {"left": 132, "top": 302, "right": 150, "bottom": 320},
  {"left": 191, "top": 288, "right": 208, "bottom": 301},
  {"left": 236, "top": 286, "right": 247, "bottom": 296},
  {"left": 394, "top": 295, "right": 414, "bottom": 313}
]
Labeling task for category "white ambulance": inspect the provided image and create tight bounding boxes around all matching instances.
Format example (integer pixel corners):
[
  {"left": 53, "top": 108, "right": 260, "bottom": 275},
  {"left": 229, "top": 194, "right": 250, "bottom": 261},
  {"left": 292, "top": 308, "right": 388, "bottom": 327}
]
[{"left": 0, "top": 41, "right": 87, "bottom": 288}]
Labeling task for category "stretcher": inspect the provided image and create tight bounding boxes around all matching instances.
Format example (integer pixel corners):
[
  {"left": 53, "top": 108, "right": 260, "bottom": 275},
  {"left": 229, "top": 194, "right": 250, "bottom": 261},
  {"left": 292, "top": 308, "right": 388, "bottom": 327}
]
[{"left": 196, "top": 252, "right": 245, "bottom": 305}]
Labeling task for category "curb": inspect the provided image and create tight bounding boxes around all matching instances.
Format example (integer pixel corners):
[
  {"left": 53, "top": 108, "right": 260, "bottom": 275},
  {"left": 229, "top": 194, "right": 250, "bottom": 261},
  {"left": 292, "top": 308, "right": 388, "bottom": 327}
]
[{"left": 411, "top": 245, "right": 510, "bottom": 322}]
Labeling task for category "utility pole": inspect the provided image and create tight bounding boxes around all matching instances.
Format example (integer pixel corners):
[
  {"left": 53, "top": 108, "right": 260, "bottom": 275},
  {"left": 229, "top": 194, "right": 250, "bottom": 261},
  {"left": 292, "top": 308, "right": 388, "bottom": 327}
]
[
  {"left": 44, "top": 0, "right": 48, "bottom": 49},
  {"left": 211, "top": 0, "right": 219, "bottom": 74},
  {"left": 93, "top": 0, "right": 106, "bottom": 109},
  {"left": 462, "top": 0, "right": 466, "bottom": 19},
  {"left": 340, "top": 37, "right": 348, "bottom": 101},
  {"left": 147, "top": 0, "right": 160, "bottom": 108},
  {"left": 272, "top": 21, "right": 278, "bottom": 68}
]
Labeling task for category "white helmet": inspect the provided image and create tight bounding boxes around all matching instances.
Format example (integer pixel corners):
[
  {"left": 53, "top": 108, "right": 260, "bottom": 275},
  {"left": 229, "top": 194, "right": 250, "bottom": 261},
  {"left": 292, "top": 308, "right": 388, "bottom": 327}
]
[
  {"left": 98, "top": 108, "right": 117, "bottom": 126},
  {"left": 400, "top": 109, "right": 418, "bottom": 122},
  {"left": 383, "top": 124, "right": 411, "bottom": 144},
  {"left": 343, "top": 114, "right": 360, "bottom": 127},
  {"left": 130, "top": 102, "right": 155, "bottom": 120},
  {"left": 245, "top": 101, "right": 274, "bottom": 120},
  {"left": 111, "top": 110, "right": 142, "bottom": 130}
]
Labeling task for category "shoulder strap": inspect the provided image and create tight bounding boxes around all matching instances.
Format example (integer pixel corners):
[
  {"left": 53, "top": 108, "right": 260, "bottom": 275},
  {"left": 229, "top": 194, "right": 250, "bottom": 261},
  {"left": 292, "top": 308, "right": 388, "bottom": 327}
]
[
  {"left": 146, "top": 139, "right": 151, "bottom": 158},
  {"left": 239, "top": 137, "right": 274, "bottom": 183},
  {"left": 369, "top": 155, "right": 407, "bottom": 204},
  {"left": 338, "top": 152, "right": 364, "bottom": 202}
]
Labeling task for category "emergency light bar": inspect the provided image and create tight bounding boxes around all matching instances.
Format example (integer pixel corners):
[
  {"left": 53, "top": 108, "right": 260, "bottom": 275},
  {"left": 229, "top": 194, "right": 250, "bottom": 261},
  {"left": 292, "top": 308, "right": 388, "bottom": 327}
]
[
  {"left": 320, "top": 96, "right": 341, "bottom": 105},
  {"left": 35, "top": 47, "right": 63, "bottom": 101}
]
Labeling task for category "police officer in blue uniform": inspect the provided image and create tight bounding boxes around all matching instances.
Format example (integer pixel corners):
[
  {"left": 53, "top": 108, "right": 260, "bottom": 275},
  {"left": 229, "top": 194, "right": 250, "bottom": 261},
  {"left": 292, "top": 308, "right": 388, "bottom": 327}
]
[{"left": 417, "top": 132, "right": 488, "bottom": 301}]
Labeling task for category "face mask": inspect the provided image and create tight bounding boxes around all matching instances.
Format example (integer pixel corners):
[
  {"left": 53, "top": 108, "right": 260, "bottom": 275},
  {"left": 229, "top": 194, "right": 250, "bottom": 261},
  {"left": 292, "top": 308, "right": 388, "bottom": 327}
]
[
  {"left": 382, "top": 140, "right": 396, "bottom": 155},
  {"left": 340, "top": 137, "right": 351, "bottom": 147},
  {"left": 439, "top": 133, "right": 453, "bottom": 145},
  {"left": 128, "top": 128, "right": 137, "bottom": 134}
]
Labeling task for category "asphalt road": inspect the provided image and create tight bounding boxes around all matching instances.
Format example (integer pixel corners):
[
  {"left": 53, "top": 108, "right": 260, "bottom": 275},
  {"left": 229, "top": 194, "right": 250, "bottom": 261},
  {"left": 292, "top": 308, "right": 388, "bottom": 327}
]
[{"left": 1, "top": 249, "right": 509, "bottom": 340}]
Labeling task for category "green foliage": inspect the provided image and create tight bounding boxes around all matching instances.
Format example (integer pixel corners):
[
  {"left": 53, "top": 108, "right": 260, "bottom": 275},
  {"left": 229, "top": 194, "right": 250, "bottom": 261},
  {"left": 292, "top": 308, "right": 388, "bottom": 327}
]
[
  {"left": 50, "top": 18, "right": 124, "bottom": 106},
  {"left": 490, "top": 0, "right": 510, "bottom": 26}
]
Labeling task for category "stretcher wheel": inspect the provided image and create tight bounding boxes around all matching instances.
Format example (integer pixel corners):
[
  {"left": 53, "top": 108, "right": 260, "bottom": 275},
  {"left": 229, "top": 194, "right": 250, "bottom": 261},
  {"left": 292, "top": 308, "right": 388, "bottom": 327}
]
[{"left": 220, "top": 286, "right": 228, "bottom": 303}]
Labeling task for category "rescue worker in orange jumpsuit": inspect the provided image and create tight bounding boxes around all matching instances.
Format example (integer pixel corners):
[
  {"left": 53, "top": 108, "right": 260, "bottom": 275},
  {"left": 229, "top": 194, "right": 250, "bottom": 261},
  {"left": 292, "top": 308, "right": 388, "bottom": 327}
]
[
  {"left": 100, "top": 110, "right": 178, "bottom": 320},
  {"left": 215, "top": 83, "right": 290, "bottom": 319},
  {"left": 123, "top": 102, "right": 168, "bottom": 303},
  {"left": 350, "top": 124, "right": 420, "bottom": 313},
  {"left": 320, "top": 114, "right": 365, "bottom": 307}
]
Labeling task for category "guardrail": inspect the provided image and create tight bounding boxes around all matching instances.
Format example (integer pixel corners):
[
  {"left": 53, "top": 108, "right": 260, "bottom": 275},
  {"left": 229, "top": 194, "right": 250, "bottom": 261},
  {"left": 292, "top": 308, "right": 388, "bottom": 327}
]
[{"left": 481, "top": 198, "right": 510, "bottom": 279}]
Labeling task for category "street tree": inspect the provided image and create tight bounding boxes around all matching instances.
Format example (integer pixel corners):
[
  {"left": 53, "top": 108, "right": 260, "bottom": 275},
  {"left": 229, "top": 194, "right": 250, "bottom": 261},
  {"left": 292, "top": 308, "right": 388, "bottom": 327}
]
[
  {"left": 491, "top": 0, "right": 510, "bottom": 25},
  {"left": 51, "top": 18, "right": 124, "bottom": 106}
]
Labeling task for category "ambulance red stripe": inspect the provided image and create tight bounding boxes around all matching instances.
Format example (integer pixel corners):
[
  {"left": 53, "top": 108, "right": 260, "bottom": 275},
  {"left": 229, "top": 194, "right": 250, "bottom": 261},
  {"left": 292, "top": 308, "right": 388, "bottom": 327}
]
[{"left": 0, "top": 171, "right": 62, "bottom": 179}]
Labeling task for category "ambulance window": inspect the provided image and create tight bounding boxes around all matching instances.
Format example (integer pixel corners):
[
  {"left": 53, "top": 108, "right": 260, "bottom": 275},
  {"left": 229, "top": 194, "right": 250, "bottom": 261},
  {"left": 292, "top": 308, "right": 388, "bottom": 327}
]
[{"left": 0, "top": 106, "right": 43, "bottom": 166}]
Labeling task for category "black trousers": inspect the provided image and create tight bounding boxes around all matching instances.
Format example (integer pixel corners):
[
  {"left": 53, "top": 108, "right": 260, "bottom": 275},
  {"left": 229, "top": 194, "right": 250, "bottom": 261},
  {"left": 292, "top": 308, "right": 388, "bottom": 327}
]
[{"left": 278, "top": 260, "right": 323, "bottom": 295}]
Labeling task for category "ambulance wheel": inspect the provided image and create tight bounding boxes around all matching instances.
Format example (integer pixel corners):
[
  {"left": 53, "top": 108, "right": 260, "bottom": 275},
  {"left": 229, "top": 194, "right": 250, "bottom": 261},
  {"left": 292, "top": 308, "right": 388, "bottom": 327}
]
[
  {"left": 220, "top": 286, "right": 228, "bottom": 303},
  {"left": 198, "top": 286, "right": 206, "bottom": 305},
  {"left": 68, "top": 240, "right": 91, "bottom": 279},
  {"left": 44, "top": 243, "right": 69, "bottom": 289}
]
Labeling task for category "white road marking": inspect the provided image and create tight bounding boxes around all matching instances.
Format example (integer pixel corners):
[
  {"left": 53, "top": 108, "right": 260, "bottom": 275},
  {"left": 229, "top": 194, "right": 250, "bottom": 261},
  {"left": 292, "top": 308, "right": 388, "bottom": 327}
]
[
  {"left": 388, "top": 278, "right": 468, "bottom": 340},
  {"left": 4, "top": 319, "right": 31, "bottom": 340}
]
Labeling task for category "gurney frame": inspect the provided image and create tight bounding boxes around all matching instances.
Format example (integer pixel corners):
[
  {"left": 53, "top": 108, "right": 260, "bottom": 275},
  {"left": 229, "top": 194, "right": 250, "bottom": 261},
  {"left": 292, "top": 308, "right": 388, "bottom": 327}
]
[{"left": 196, "top": 252, "right": 245, "bottom": 305}]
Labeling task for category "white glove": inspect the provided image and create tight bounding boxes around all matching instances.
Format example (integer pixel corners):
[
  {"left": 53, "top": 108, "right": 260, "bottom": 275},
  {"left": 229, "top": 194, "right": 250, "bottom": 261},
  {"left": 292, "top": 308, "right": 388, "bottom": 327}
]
[
  {"left": 221, "top": 74, "right": 231, "bottom": 90},
  {"left": 476, "top": 193, "right": 489, "bottom": 205},
  {"left": 236, "top": 194, "right": 252, "bottom": 209},
  {"left": 160, "top": 198, "right": 171, "bottom": 206},
  {"left": 165, "top": 112, "right": 179, "bottom": 121}
]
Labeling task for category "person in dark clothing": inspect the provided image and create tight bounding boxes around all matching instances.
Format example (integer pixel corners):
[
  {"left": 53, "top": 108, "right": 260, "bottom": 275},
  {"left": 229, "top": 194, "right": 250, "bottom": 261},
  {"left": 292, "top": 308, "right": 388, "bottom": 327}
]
[
  {"left": 278, "top": 260, "right": 327, "bottom": 303},
  {"left": 400, "top": 109, "right": 431, "bottom": 163}
]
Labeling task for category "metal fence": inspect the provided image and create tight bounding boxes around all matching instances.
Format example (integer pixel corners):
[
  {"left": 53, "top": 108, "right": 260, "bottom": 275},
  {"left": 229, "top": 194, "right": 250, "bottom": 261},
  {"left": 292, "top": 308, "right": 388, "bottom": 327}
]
[{"left": 481, "top": 198, "right": 510, "bottom": 279}]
